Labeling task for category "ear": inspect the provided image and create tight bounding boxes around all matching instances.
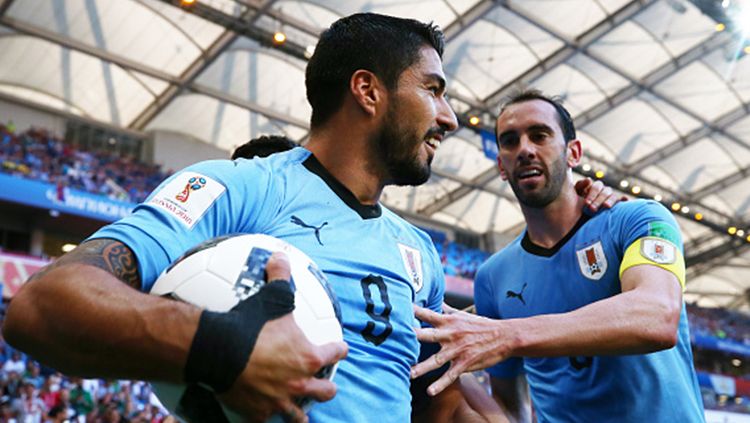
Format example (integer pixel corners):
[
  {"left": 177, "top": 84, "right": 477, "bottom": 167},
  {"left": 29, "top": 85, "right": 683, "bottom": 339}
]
[
  {"left": 497, "top": 153, "right": 508, "bottom": 181},
  {"left": 349, "top": 69, "right": 384, "bottom": 117},
  {"left": 566, "top": 139, "right": 582, "bottom": 168}
]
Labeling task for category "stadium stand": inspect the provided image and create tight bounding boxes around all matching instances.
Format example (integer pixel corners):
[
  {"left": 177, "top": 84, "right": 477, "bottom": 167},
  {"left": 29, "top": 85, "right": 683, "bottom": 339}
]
[{"left": 0, "top": 123, "right": 170, "bottom": 204}]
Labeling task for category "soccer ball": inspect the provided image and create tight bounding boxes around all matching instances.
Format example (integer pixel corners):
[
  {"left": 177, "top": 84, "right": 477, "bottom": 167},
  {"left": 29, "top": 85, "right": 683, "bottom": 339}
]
[{"left": 149, "top": 234, "right": 343, "bottom": 423}]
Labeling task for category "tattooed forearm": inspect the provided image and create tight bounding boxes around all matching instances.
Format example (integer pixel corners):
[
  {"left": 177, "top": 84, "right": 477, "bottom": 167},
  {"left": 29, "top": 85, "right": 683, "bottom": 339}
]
[{"left": 29, "top": 239, "right": 142, "bottom": 289}]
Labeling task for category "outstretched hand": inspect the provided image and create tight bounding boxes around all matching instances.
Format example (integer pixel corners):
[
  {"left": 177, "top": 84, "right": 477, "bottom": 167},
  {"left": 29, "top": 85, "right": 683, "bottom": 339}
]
[
  {"left": 574, "top": 178, "right": 627, "bottom": 212},
  {"left": 411, "top": 304, "right": 515, "bottom": 397}
]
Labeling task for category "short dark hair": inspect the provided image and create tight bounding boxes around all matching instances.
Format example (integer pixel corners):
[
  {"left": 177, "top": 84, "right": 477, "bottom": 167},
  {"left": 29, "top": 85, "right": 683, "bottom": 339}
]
[
  {"left": 231, "top": 135, "right": 297, "bottom": 160},
  {"left": 306, "top": 13, "right": 445, "bottom": 128},
  {"left": 497, "top": 89, "right": 576, "bottom": 143}
]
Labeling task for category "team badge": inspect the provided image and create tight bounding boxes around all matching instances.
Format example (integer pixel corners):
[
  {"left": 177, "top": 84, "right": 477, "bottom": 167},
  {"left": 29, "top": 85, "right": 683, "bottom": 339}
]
[
  {"left": 576, "top": 241, "right": 607, "bottom": 281},
  {"left": 640, "top": 237, "right": 676, "bottom": 264},
  {"left": 148, "top": 172, "right": 225, "bottom": 229},
  {"left": 397, "top": 243, "right": 423, "bottom": 292}
]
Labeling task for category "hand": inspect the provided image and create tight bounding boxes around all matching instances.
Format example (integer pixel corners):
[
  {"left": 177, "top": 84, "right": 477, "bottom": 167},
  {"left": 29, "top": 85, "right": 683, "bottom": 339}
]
[
  {"left": 218, "top": 253, "right": 348, "bottom": 422},
  {"left": 411, "top": 304, "right": 514, "bottom": 397},
  {"left": 574, "top": 178, "right": 627, "bottom": 212}
]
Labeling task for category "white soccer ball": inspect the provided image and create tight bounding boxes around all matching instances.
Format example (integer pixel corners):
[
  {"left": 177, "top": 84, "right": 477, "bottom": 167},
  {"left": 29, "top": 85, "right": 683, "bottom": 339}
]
[{"left": 149, "top": 233, "right": 343, "bottom": 423}]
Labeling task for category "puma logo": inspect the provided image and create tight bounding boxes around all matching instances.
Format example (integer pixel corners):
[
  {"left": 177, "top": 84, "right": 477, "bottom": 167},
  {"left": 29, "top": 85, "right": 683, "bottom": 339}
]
[
  {"left": 290, "top": 215, "right": 328, "bottom": 246},
  {"left": 506, "top": 283, "right": 527, "bottom": 305}
]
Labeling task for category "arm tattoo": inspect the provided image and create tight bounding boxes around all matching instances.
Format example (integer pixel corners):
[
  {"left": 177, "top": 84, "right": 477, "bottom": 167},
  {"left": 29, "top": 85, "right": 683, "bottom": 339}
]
[{"left": 31, "top": 239, "right": 142, "bottom": 290}]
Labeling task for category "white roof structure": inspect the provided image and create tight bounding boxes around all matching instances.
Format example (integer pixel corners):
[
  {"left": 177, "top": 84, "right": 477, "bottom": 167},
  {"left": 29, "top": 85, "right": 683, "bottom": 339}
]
[{"left": 1, "top": 0, "right": 749, "bottom": 309}]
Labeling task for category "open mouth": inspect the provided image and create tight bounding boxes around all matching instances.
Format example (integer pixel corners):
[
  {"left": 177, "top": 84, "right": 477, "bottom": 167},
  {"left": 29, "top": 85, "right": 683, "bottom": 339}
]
[
  {"left": 517, "top": 168, "right": 543, "bottom": 180},
  {"left": 425, "top": 138, "right": 440, "bottom": 150}
]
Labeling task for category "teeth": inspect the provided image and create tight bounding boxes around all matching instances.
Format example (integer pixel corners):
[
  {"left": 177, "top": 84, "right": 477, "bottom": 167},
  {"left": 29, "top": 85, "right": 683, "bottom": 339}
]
[
  {"left": 425, "top": 139, "right": 439, "bottom": 149},
  {"left": 519, "top": 169, "right": 542, "bottom": 178}
]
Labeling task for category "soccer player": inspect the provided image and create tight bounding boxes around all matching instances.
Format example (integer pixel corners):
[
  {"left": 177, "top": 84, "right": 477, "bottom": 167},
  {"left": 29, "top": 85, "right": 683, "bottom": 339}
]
[
  {"left": 411, "top": 89, "right": 704, "bottom": 422},
  {"left": 4, "top": 14, "right": 620, "bottom": 423},
  {"left": 230, "top": 133, "right": 507, "bottom": 423}
]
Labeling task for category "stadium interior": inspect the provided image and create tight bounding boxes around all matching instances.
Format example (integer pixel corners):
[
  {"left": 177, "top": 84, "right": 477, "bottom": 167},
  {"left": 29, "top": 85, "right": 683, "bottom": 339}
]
[{"left": 0, "top": 0, "right": 750, "bottom": 421}]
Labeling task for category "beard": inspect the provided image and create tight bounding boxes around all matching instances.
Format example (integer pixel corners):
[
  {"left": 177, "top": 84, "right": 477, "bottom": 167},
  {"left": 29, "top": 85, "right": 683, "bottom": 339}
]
[
  {"left": 508, "top": 152, "right": 567, "bottom": 208},
  {"left": 373, "top": 103, "right": 432, "bottom": 186}
]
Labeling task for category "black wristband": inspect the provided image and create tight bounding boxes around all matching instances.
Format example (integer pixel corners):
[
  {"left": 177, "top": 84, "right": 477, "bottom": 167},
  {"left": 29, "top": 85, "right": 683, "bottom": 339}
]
[{"left": 184, "top": 280, "right": 295, "bottom": 393}]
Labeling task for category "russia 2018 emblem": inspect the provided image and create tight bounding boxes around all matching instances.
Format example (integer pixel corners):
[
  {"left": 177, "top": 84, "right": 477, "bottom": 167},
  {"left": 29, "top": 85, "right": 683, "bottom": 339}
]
[
  {"left": 175, "top": 176, "right": 206, "bottom": 203},
  {"left": 576, "top": 241, "right": 607, "bottom": 281}
]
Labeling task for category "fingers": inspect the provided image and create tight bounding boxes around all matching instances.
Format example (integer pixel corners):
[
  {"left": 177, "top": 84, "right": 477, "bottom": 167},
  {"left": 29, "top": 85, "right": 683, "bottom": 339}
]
[
  {"left": 266, "top": 252, "right": 291, "bottom": 282},
  {"left": 442, "top": 303, "right": 458, "bottom": 314},
  {"left": 414, "top": 327, "right": 442, "bottom": 344},
  {"left": 413, "top": 304, "right": 443, "bottom": 324},
  {"left": 591, "top": 186, "right": 615, "bottom": 211},
  {"left": 573, "top": 178, "right": 592, "bottom": 197},
  {"left": 277, "top": 399, "right": 308, "bottom": 423},
  {"left": 290, "top": 377, "right": 338, "bottom": 403},
  {"left": 427, "top": 366, "right": 461, "bottom": 396},
  {"left": 315, "top": 341, "right": 348, "bottom": 368},
  {"left": 411, "top": 347, "right": 444, "bottom": 378}
]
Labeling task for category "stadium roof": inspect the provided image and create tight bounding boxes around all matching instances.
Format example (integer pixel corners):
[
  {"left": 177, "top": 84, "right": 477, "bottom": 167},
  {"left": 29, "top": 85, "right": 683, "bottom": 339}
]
[{"left": 1, "top": 0, "right": 749, "bottom": 310}]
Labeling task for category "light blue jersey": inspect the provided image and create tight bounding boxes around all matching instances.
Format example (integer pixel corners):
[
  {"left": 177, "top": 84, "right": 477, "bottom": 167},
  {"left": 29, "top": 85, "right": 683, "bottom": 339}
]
[
  {"left": 474, "top": 200, "right": 703, "bottom": 422},
  {"left": 91, "top": 147, "right": 444, "bottom": 422}
]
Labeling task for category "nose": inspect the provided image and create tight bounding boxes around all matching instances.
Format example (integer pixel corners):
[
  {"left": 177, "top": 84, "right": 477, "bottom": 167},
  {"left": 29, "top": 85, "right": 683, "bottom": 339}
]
[
  {"left": 436, "top": 96, "right": 458, "bottom": 132},
  {"left": 517, "top": 135, "right": 537, "bottom": 162}
]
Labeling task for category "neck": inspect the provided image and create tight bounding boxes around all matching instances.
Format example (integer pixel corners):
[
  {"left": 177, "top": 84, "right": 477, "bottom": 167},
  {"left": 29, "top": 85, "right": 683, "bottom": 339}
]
[
  {"left": 305, "top": 119, "right": 386, "bottom": 205},
  {"left": 520, "top": 179, "right": 585, "bottom": 248}
]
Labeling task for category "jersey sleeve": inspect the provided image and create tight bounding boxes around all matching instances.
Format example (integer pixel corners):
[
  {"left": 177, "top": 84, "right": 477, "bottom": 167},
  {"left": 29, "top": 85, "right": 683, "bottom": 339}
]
[
  {"left": 88, "top": 159, "right": 283, "bottom": 291},
  {"left": 474, "top": 262, "right": 524, "bottom": 378},
  {"left": 425, "top": 243, "right": 446, "bottom": 314},
  {"left": 614, "top": 200, "right": 686, "bottom": 289}
]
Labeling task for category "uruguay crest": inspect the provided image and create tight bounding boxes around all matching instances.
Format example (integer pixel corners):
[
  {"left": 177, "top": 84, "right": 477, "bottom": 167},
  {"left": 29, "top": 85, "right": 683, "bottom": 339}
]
[
  {"left": 398, "top": 243, "right": 423, "bottom": 292},
  {"left": 576, "top": 241, "right": 607, "bottom": 281}
]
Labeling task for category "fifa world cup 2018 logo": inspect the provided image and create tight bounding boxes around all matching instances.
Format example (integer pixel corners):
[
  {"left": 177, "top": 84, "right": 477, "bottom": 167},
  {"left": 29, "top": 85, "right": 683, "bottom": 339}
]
[{"left": 176, "top": 176, "right": 206, "bottom": 203}]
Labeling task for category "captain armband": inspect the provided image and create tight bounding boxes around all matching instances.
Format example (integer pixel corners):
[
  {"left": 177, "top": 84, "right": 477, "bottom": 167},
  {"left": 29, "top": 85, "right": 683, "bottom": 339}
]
[{"left": 619, "top": 237, "right": 685, "bottom": 290}]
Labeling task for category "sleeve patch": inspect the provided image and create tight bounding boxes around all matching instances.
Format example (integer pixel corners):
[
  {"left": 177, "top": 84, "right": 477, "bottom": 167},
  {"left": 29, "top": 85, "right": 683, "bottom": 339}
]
[
  {"left": 620, "top": 237, "right": 686, "bottom": 289},
  {"left": 640, "top": 237, "right": 676, "bottom": 264},
  {"left": 147, "top": 173, "right": 226, "bottom": 229},
  {"left": 647, "top": 221, "right": 681, "bottom": 246}
]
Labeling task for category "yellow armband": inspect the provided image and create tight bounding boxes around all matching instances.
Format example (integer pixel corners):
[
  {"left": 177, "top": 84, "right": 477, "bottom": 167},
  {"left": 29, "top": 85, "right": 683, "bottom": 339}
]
[{"left": 619, "top": 237, "right": 686, "bottom": 290}]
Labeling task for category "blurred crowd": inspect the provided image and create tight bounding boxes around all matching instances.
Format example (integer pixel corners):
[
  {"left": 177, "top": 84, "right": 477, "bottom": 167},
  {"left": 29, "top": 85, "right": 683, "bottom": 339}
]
[
  {"left": 435, "top": 240, "right": 490, "bottom": 280},
  {"left": 0, "top": 123, "right": 170, "bottom": 204},
  {"left": 0, "top": 304, "right": 171, "bottom": 423},
  {"left": 688, "top": 304, "right": 750, "bottom": 345}
]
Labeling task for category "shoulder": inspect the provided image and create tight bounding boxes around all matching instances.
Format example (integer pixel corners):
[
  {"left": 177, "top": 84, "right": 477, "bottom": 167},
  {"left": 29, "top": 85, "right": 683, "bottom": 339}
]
[
  {"left": 605, "top": 199, "right": 673, "bottom": 222},
  {"left": 476, "top": 234, "right": 523, "bottom": 282}
]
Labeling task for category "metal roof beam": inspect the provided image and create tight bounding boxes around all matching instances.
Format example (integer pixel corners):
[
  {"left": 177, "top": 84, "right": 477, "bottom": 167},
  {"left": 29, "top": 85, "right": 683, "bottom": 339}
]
[
  {"left": 574, "top": 31, "right": 731, "bottom": 128},
  {"left": 419, "top": 166, "right": 501, "bottom": 215},
  {"left": 0, "top": 11, "right": 308, "bottom": 131},
  {"left": 478, "top": 0, "right": 654, "bottom": 111},
  {"left": 131, "top": 0, "right": 275, "bottom": 130},
  {"left": 690, "top": 164, "right": 750, "bottom": 201},
  {"left": 431, "top": 167, "right": 516, "bottom": 202},
  {"left": 0, "top": 16, "right": 178, "bottom": 83},
  {"left": 627, "top": 101, "right": 750, "bottom": 174},
  {"left": 0, "top": 0, "right": 15, "bottom": 19},
  {"left": 443, "top": 0, "right": 498, "bottom": 42}
]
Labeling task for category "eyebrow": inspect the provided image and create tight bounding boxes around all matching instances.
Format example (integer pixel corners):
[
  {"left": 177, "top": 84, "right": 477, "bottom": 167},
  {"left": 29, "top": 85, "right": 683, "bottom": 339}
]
[
  {"left": 497, "top": 123, "right": 555, "bottom": 143},
  {"left": 424, "top": 73, "right": 446, "bottom": 92},
  {"left": 528, "top": 124, "right": 555, "bottom": 134}
]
